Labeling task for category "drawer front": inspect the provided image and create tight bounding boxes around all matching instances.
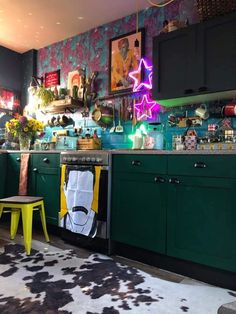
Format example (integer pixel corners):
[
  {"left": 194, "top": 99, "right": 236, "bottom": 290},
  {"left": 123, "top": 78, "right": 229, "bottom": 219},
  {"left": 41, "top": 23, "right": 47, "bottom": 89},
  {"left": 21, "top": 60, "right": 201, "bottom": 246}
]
[
  {"left": 32, "top": 153, "right": 60, "bottom": 169},
  {"left": 112, "top": 154, "right": 167, "bottom": 174},
  {"left": 168, "top": 155, "right": 236, "bottom": 178}
]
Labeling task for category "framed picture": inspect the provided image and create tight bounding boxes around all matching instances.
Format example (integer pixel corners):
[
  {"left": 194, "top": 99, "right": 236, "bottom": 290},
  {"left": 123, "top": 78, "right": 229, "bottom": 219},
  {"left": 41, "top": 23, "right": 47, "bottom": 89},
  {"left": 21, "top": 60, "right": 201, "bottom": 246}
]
[{"left": 109, "top": 28, "right": 145, "bottom": 94}]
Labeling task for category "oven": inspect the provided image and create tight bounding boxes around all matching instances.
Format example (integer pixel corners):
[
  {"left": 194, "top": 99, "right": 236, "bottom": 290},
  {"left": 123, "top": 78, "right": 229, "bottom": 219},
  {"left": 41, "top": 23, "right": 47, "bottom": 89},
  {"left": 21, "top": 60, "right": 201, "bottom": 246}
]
[{"left": 60, "top": 151, "right": 111, "bottom": 253}]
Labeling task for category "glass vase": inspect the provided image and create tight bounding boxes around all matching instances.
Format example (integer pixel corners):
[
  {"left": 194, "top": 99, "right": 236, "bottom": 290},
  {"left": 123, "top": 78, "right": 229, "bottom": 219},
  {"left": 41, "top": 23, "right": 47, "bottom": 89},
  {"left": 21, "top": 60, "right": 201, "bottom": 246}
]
[{"left": 19, "top": 134, "right": 31, "bottom": 150}]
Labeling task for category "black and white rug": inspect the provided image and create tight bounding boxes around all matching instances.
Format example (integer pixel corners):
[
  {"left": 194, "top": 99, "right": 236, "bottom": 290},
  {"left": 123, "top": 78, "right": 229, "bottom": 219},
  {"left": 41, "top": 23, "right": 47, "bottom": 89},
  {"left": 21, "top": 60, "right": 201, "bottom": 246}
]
[{"left": 0, "top": 243, "right": 235, "bottom": 314}]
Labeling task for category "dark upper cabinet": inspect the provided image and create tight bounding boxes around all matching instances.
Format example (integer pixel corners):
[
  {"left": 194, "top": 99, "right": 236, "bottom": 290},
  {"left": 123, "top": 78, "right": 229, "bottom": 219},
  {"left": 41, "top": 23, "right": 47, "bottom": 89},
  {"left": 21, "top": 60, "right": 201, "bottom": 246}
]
[
  {"left": 201, "top": 13, "right": 236, "bottom": 92},
  {"left": 152, "top": 12, "right": 236, "bottom": 106}
]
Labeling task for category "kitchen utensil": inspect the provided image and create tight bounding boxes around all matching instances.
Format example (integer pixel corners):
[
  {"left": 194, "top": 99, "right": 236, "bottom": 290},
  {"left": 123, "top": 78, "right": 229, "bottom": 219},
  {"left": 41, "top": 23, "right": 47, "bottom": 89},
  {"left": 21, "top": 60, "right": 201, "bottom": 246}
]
[
  {"left": 109, "top": 105, "right": 116, "bottom": 133},
  {"left": 115, "top": 104, "right": 123, "bottom": 133},
  {"left": 92, "top": 103, "right": 113, "bottom": 127}
]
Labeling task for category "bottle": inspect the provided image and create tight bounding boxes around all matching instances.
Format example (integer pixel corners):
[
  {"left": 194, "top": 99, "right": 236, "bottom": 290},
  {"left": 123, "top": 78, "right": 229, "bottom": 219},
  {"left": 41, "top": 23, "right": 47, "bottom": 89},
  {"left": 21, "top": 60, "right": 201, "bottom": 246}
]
[{"left": 93, "top": 129, "right": 98, "bottom": 139}]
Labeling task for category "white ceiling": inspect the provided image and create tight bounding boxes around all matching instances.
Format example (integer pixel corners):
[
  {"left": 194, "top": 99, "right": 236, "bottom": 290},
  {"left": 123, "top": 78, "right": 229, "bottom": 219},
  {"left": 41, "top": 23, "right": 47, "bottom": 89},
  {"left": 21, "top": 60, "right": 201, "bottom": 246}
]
[{"left": 0, "top": 0, "right": 154, "bottom": 53}]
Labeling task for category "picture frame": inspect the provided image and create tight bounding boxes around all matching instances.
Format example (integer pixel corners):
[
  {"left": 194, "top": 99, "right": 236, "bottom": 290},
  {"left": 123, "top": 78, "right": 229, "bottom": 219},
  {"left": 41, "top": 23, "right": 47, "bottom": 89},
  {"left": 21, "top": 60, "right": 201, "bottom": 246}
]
[{"left": 109, "top": 28, "right": 145, "bottom": 94}]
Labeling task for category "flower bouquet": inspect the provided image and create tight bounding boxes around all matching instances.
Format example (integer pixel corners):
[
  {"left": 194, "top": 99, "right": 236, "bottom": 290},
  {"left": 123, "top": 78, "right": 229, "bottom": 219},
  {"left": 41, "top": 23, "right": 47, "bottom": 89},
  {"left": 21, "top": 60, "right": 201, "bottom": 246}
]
[{"left": 6, "top": 116, "right": 44, "bottom": 150}]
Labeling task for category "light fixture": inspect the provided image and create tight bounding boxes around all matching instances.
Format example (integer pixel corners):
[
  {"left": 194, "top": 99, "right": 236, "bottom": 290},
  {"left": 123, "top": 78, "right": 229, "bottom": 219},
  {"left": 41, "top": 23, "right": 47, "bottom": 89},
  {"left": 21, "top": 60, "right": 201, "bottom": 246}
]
[
  {"left": 27, "top": 76, "right": 43, "bottom": 95},
  {"left": 147, "top": 0, "right": 175, "bottom": 7}
]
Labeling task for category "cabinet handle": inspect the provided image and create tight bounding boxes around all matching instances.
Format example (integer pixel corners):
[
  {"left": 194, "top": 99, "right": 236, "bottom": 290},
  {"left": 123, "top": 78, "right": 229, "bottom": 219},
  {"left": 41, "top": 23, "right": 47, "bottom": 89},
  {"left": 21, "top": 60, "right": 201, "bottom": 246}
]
[
  {"left": 184, "top": 89, "right": 194, "bottom": 94},
  {"left": 169, "top": 178, "right": 180, "bottom": 184},
  {"left": 194, "top": 162, "right": 207, "bottom": 168},
  {"left": 154, "top": 176, "right": 165, "bottom": 183},
  {"left": 16, "top": 157, "right": 21, "bottom": 162},
  {"left": 33, "top": 168, "right": 38, "bottom": 172},
  {"left": 198, "top": 86, "right": 208, "bottom": 92},
  {"left": 131, "top": 160, "right": 141, "bottom": 166},
  {"left": 43, "top": 158, "right": 49, "bottom": 163}
]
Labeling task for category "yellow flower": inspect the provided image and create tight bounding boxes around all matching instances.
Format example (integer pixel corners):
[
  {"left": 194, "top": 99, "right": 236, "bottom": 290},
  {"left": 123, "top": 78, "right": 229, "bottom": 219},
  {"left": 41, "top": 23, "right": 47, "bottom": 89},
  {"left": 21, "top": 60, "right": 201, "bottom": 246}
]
[{"left": 23, "top": 127, "right": 29, "bottom": 132}]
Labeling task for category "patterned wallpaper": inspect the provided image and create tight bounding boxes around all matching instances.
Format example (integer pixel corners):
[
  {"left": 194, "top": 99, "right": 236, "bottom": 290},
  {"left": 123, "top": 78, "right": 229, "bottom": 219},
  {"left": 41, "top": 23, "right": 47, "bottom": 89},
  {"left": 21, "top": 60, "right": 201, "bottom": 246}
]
[{"left": 37, "top": 0, "right": 198, "bottom": 98}]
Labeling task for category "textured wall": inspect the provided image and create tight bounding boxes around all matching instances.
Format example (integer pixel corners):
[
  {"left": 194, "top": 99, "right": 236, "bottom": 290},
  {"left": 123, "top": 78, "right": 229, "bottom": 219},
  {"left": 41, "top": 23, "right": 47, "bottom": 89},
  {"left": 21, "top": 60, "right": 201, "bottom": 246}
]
[{"left": 37, "top": 0, "right": 198, "bottom": 97}]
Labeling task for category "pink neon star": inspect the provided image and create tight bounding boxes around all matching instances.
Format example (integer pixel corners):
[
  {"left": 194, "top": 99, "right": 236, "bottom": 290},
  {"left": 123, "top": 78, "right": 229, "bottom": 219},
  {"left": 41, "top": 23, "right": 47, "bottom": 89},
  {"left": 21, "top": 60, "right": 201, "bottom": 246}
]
[
  {"left": 134, "top": 94, "right": 158, "bottom": 120},
  {"left": 129, "top": 58, "right": 153, "bottom": 92}
]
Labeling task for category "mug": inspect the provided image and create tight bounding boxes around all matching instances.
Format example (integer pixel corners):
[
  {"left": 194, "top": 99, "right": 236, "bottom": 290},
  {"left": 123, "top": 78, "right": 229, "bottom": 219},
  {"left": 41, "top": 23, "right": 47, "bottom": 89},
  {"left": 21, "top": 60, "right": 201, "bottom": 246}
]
[
  {"left": 195, "top": 104, "right": 209, "bottom": 120},
  {"left": 223, "top": 103, "right": 236, "bottom": 116}
]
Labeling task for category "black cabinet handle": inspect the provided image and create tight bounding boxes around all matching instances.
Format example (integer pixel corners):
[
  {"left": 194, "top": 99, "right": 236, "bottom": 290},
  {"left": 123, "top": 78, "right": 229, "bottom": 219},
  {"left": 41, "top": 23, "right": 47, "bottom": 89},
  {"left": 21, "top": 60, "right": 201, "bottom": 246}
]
[
  {"left": 43, "top": 158, "right": 49, "bottom": 163},
  {"left": 169, "top": 178, "right": 180, "bottom": 184},
  {"left": 154, "top": 176, "right": 165, "bottom": 183},
  {"left": 131, "top": 160, "right": 141, "bottom": 166},
  {"left": 198, "top": 86, "right": 208, "bottom": 92},
  {"left": 194, "top": 162, "right": 207, "bottom": 168},
  {"left": 33, "top": 168, "right": 38, "bottom": 172},
  {"left": 184, "top": 89, "right": 194, "bottom": 94},
  {"left": 16, "top": 157, "right": 21, "bottom": 162}
]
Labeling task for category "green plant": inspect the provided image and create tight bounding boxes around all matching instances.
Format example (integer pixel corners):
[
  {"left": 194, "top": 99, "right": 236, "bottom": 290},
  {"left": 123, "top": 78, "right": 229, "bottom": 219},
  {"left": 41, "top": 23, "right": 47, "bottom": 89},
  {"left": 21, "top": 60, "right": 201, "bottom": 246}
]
[{"left": 36, "top": 86, "right": 55, "bottom": 107}]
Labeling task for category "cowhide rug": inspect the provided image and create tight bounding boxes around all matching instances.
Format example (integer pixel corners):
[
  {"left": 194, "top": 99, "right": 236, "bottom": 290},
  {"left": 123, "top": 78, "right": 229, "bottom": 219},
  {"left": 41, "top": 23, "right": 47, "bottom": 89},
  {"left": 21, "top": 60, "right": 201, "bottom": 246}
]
[{"left": 0, "top": 243, "right": 235, "bottom": 314}]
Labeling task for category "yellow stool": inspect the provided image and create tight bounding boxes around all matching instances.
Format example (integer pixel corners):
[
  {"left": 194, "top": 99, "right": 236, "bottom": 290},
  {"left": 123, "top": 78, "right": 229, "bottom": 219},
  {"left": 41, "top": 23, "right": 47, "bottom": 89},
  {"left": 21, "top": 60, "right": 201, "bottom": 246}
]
[{"left": 0, "top": 196, "right": 50, "bottom": 255}]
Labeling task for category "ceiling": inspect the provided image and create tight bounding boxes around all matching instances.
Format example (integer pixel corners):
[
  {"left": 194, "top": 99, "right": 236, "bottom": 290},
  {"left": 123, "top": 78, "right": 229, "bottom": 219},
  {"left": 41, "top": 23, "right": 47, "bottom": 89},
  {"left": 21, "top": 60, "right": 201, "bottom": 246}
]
[{"left": 0, "top": 0, "right": 154, "bottom": 53}]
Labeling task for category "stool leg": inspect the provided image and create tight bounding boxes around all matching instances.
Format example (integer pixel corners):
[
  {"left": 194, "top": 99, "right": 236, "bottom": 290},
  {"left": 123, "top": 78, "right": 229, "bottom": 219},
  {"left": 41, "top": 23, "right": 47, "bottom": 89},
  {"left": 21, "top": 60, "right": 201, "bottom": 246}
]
[
  {"left": 39, "top": 202, "right": 50, "bottom": 243},
  {"left": 0, "top": 204, "right": 3, "bottom": 219},
  {"left": 21, "top": 204, "right": 33, "bottom": 255},
  {"left": 10, "top": 209, "right": 20, "bottom": 240}
]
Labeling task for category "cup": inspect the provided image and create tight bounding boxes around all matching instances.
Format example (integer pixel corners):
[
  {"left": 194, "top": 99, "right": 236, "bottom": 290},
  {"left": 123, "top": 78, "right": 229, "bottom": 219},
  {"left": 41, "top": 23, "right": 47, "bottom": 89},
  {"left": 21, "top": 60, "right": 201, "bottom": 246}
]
[
  {"left": 223, "top": 103, "right": 236, "bottom": 116},
  {"left": 184, "top": 135, "right": 197, "bottom": 150},
  {"left": 195, "top": 104, "right": 209, "bottom": 120}
]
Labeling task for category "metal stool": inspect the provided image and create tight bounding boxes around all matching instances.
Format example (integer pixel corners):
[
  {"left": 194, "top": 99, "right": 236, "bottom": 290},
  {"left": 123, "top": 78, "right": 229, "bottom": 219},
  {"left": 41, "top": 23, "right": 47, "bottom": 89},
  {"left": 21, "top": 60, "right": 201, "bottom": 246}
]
[{"left": 0, "top": 196, "right": 50, "bottom": 255}]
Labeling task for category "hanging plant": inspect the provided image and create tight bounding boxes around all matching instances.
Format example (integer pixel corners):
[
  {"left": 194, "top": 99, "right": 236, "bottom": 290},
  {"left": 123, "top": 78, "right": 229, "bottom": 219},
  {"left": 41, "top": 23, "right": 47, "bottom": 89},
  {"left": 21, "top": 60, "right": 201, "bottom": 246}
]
[{"left": 36, "top": 86, "right": 55, "bottom": 107}]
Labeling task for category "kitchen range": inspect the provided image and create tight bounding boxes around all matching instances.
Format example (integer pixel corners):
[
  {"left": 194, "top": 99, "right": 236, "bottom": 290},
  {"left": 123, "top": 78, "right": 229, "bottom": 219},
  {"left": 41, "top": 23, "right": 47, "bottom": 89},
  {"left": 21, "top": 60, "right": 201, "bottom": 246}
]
[{"left": 60, "top": 150, "right": 111, "bottom": 253}]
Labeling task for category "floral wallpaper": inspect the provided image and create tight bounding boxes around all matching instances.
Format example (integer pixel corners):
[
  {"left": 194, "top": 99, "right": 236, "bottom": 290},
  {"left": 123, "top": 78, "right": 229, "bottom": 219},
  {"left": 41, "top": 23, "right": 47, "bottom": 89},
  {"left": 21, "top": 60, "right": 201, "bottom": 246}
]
[{"left": 37, "top": 0, "right": 199, "bottom": 98}]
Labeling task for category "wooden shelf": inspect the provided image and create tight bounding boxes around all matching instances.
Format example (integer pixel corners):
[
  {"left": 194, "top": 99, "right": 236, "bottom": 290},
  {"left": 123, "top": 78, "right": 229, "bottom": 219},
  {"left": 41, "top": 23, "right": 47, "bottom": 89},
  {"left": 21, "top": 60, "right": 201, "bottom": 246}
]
[{"left": 41, "top": 98, "right": 84, "bottom": 114}]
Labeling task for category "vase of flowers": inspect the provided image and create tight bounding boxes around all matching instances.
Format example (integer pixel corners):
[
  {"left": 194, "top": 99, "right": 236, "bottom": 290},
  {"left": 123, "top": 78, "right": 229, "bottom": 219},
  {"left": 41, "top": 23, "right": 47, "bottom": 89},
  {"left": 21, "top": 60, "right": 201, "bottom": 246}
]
[{"left": 6, "top": 116, "right": 44, "bottom": 150}]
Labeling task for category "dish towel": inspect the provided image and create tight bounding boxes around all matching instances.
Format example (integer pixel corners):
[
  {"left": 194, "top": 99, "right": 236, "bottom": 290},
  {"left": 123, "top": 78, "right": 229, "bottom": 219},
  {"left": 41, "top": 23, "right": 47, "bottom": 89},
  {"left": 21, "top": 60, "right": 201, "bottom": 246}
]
[
  {"left": 60, "top": 166, "right": 101, "bottom": 237},
  {"left": 18, "top": 153, "right": 30, "bottom": 196}
]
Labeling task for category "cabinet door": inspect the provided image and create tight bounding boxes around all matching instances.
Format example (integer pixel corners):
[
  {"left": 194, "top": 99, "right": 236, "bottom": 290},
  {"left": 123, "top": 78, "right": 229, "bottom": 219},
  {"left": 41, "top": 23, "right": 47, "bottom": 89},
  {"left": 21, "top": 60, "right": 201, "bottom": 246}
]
[
  {"left": 0, "top": 154, "right": 7, "bottom": 197},
  {"left": 6, "top": 153, "right": 21, "bottom": 196},
  {"left": 153, "top": 25, "right": 201, "bottom": 101},
  {"left": 111, "top": 172, "right": 167, "bottom": 254},
  {"left": 31, "top": 154, "right": 60, "bottom": 226},
  {"left": 201, "top": 12, "right": 236, "bottom": 92},
  {"left": 167, "top": 176, "right": 236, "bottom": 272}
]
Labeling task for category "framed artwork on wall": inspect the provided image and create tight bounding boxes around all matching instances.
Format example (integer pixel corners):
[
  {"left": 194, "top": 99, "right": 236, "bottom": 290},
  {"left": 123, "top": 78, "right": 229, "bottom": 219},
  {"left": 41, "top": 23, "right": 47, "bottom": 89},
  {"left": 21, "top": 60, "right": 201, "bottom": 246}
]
[{"left": 109, "top": 28, "right": 145, "bottom": 94}]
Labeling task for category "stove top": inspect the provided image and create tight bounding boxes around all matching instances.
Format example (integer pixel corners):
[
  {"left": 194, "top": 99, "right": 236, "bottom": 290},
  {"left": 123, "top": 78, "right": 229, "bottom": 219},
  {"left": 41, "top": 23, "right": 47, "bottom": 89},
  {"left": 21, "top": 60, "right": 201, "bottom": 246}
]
[{"left": 60, "top": 150, "right": 110, "bottom": 165}]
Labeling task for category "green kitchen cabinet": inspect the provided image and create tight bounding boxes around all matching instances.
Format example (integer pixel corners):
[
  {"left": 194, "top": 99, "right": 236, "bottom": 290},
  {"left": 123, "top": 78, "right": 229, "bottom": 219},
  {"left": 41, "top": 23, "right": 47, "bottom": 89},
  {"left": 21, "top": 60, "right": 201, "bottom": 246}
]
[
  {"left": 30, "top": 154, "right": 60, "bottom": 226},
  {"left": 111, "top": 153, "right": 236, "bottom": 273},
  {"left": 111, "top": 154, "right": 167, "bottom": 254},
  {"left": 167, "top": 175, "right": 236, "bottom": 272},
  {"left": 5, "top": 153, "right": 21, "bottom": 197},
  {"left": 0, "top": 153, "right": 7, "bottom": 197}
]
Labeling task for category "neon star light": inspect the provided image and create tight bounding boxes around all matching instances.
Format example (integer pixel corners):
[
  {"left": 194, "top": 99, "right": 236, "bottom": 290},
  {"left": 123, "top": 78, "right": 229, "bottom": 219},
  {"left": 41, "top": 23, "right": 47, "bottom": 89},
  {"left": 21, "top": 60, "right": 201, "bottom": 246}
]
[
  {"left": 128, "top": 58, "right": 152, "bottom": 92},
  {"left": 134, "top": 94, "right": 159, "bottom": 120}
]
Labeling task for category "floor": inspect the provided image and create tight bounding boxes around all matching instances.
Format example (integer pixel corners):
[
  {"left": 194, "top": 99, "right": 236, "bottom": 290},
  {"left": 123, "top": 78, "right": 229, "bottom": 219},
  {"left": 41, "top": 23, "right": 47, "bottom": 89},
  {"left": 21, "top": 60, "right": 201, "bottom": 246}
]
[
  {"left": 0, "top": 219, "right": 205, "bottom": 285},
  {"left": 0, "top": 220, "right": 234, "bottom": 314}
]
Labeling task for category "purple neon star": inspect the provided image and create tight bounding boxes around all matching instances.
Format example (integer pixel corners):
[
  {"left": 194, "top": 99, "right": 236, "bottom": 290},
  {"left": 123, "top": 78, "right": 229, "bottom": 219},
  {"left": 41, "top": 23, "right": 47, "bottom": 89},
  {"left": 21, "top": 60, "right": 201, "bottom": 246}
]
[
  {"left": 129, "top": 58, "right": 153, "bottom": 92},
  {"left": 134, "top": 94, "right": 158, "bottom": 120}
]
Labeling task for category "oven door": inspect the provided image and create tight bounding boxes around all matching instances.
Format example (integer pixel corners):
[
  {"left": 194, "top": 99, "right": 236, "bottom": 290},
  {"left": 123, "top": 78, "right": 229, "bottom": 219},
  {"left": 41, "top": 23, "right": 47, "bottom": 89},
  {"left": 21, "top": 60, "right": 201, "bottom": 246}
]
[{"left": 60, "top": 164, "right": 108, "bottom": 239}]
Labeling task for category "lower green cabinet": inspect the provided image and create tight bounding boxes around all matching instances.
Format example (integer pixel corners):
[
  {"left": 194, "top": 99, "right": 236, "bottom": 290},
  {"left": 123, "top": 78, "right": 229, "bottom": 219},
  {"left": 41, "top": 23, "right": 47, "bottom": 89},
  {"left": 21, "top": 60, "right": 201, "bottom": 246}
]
[
  {"left": 167, "top": 175, "right": 236, "bottom": 272},
  {"left": 111, "top": 172, "right": 167, "bottom": 254},
  {"left": 0, "top": 154, "right": 7, "bottom": 197},
  {"left": 111, "top": 154, "right": 236, "bottom": 273},
  {"left": 5, "top": 153, "right": 21, "bottom": 196},
  {"left": 30, "top": 154, "right": 60, "bottom": 226}
]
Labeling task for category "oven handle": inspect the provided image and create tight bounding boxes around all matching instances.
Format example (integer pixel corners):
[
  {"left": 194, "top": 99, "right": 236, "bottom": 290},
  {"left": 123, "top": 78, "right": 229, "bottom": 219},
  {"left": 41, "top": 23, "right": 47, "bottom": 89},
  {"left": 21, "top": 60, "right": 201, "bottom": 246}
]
[{"left": 60, "top": 164, "right": 109, "bottom": 171}]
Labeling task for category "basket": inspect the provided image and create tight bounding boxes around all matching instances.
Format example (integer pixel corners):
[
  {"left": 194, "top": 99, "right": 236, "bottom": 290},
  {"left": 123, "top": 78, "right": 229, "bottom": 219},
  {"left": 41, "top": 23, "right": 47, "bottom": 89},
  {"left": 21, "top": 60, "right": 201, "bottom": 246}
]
[
  {"left": 77, "top": 138, "right": 101, "bottom": 150},
  {"left": 197, "top": 0, "right": 236, "bottom": 21}
]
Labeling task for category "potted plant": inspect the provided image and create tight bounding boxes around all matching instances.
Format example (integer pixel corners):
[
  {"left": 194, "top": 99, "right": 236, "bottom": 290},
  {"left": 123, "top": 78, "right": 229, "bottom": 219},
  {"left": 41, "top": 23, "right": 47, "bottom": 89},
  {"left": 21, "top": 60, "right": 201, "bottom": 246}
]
[{"left": 36, "top": 86, "right": 55, "bottom": 107}]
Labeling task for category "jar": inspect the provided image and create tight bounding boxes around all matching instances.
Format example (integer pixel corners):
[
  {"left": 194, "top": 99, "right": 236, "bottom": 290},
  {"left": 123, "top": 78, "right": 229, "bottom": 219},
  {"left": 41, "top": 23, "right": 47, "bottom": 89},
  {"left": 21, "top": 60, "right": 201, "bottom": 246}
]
[{"left": 148, "top": 128, "right": 164, "bottom": 150}]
